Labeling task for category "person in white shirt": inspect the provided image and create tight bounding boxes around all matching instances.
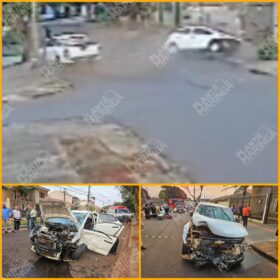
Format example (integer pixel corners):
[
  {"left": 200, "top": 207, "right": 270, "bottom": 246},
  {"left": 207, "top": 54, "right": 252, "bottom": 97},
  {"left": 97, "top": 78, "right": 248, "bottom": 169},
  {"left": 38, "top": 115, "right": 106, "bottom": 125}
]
[
  {"left": 13, "top": 206, "right": 22, "bottom": 231},
  {"left": 30, "top": 205, "right": 37, "bottom": 230}
]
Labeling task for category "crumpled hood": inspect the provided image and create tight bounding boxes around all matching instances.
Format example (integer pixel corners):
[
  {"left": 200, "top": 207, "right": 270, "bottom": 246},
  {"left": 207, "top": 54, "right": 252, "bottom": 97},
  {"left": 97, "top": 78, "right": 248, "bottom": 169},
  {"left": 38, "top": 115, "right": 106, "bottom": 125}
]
[
  {"left": 40, "top": 200, "right": 78, "bottom": 224},
  {"left": 193, "top": 213, "right": 248, "bottom": 238}
]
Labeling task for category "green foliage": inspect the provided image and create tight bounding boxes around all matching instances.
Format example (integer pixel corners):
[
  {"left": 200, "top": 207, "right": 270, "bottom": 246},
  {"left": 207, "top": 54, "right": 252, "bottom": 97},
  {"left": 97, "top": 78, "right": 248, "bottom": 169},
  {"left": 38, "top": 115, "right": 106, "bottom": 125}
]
[
  {"left": 119, "top": 186, "right": 139, "bottom": 213},
  {"left": 3, "top": 3, "right": 32, "bottom": 27},
  {"left": 160, "top": 186, "right": 187, "bottom": 200},
  {"left": 258, "top": 37, "right": 278, "bottom": 60}
]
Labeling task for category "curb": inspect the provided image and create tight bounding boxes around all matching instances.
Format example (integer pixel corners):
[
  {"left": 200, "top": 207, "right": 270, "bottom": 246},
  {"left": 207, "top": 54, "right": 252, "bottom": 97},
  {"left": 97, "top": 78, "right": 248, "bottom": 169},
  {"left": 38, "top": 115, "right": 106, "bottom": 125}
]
[{"left": 250, "top": 242, "right": 278, "bottom": 264}]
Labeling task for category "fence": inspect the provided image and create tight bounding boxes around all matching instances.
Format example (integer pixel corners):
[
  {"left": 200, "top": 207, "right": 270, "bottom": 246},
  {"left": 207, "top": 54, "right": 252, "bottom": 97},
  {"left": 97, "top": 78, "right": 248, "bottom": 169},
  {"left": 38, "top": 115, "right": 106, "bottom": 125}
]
[{"left": 229, "top": 193, "right": 278, "bottom": 224}]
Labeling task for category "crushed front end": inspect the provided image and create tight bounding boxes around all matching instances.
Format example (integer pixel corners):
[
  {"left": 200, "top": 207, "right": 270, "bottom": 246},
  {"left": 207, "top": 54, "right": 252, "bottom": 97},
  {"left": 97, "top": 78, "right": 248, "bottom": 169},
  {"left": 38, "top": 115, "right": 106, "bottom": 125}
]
[
  {"left": 187, "top": 227, "right": 247, "bottom": 271},
  {"left": 30, "top": 222, "right": 79, "bottom": 261}
]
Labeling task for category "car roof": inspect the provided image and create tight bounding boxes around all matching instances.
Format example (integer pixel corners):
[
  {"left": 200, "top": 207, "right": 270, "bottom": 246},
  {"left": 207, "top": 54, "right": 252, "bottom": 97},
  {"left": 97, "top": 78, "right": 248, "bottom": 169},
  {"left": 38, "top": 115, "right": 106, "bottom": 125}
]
[
  {"left": 197, "top": 202, "right": 229, "bottom": 209},
  {"left": 72, "top": 210, "right": 98, "bottom": 214}
]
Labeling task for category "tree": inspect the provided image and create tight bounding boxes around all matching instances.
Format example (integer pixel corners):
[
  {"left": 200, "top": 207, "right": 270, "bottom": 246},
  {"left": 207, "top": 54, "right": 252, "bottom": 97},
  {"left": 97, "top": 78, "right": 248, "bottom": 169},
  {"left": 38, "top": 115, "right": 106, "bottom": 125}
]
[
  {"left": 182, "top": 186, "right": 204, "bottom": 202},
  {"left": 3, "top": 2, "right": 39, "bottom": 63},
  {"left": 222, "top": 185, "right": 249, "bottom": 207},
  {"left": 119, "top": 186, "right": 139, "bottom": 214},
  {"left": 160, "top": 186, "right": 187, "bottom": 200}
]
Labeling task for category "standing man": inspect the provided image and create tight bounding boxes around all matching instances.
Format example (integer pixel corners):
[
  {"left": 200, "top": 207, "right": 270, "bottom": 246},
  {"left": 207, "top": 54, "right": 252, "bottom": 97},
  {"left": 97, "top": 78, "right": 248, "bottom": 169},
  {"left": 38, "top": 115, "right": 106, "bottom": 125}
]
[
  {"left": 2, "top": 204, "right": 14, "bottom": 233},
  {"left": 30, "top": 205, "right": 37, "bottom": 230},
  {"left": 13, "top": 206, "right": 22, "bottom": 231},
  {"left": 25, "top": 204, "right": 31, "bottom": 231},
  {"left": 242, "top": 205, "right": 251, "bottom": 228}
]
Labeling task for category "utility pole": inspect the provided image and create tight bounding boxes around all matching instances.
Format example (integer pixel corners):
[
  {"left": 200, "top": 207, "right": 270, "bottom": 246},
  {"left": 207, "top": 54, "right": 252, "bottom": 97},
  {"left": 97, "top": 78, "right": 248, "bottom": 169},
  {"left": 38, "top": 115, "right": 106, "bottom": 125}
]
[
  {"left": 63, "top": 188, "right": 66, "bottom": 202},
  {"left": 174, "top": 2, "right": 181, "bottom": 27},
  {"left": 158, "top": 3, "right": 164, "bottom": 25},
  {"left": 31, "top": 2, "right": 39, "bottom": 65},
  {"left": 87, "top": 186, "right": 91, "bottom": 206}
]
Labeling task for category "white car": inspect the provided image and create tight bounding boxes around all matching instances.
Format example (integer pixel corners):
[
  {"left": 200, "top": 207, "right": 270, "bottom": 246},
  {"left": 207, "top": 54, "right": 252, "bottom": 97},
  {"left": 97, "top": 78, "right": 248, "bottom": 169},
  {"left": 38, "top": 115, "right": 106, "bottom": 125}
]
[
  {"left": 182, "top": 202, "right": 248, "bottom": 271},
  {"left": 30, "top": 200, "right": 124, "bottom": 261},
  {"left": 40, "top": 33, "right": 101, "bottom": 64},
  {"left": 165, "top": 26, "right": 241, "bottom": 52}
]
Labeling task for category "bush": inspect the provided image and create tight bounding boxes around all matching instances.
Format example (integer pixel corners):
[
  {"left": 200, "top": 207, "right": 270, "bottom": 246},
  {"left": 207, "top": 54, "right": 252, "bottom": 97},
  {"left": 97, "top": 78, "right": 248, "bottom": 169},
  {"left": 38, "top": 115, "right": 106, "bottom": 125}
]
[{"left": 258, "top": 37, "right": 278, "bottom": 60}]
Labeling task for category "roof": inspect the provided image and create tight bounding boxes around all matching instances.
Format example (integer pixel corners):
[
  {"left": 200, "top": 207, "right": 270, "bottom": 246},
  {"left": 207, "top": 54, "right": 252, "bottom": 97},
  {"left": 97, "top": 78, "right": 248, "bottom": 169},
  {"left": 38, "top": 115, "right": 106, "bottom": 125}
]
[
  {"left": 197, "top": 201, "right": 228, "bottom": 209},
  {"left": 109, "top": 205, "right": 128, "bottom": 209}
]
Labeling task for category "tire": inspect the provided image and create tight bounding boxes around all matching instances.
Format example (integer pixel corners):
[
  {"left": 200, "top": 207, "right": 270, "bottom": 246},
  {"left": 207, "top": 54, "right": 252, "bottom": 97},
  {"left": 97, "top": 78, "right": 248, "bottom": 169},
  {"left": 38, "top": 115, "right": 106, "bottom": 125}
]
[
  {"left": 72, "top": 243, "right": 87, "bottom": 260},
  {"left": 208, "top": 41, "right": 221, "bottom": 52},
  {"left": 182, "top": 243, "right": 192, "bottom": 255},
  {"left": 168, "top": 42, "right": 179, "bottom": 54},
  {"left": 55, "top": 55, "right": 61, "bottom": 64}
]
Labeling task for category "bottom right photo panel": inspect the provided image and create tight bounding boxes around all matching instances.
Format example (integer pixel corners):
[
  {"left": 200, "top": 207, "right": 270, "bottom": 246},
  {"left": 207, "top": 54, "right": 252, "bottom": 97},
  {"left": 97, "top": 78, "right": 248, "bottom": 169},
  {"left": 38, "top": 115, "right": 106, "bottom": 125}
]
[{"left": 141, "top": 185, "right": 278, "bottom": 278}]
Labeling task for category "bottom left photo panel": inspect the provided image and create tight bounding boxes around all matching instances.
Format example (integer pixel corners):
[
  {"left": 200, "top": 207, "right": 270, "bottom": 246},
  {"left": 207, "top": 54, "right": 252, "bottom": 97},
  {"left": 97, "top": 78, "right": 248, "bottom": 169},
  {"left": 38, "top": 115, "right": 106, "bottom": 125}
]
[{"left": 2, "top": 185, "right": 140, "bottom": 278}]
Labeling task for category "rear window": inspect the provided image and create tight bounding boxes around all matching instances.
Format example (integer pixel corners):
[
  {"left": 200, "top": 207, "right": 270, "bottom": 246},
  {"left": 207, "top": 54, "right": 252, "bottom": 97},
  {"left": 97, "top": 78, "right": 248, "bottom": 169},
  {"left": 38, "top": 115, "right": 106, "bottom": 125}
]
[{"left": 197, "top": 205, "right": 234, "bottom": 222}]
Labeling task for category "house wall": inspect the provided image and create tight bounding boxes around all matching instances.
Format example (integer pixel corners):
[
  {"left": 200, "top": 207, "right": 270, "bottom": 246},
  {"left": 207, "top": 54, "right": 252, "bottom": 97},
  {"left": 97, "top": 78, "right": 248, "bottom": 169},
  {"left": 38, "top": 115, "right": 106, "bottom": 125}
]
[{"left": 48, "top": 190, "right": 73, "bottom": 204}]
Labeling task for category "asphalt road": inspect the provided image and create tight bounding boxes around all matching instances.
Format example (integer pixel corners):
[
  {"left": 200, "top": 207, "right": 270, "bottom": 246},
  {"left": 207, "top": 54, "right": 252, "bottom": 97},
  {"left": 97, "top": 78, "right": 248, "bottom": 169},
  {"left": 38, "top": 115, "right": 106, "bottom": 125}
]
[
  {"left": 2, "top": 225, "right": 130, "bottom": 278},
  {"left": 4, "top": 31, "right": 277, "bottom": 183},
  {"left": 142, "top": 213, "right": 278, "bottom": 278}
]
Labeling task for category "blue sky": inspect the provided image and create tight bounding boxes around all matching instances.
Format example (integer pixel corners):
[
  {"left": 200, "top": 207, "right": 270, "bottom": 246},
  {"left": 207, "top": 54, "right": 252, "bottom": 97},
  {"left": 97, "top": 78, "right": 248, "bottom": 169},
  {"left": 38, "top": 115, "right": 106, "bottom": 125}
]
[{"left": 44, "top": 186, "right": 122, "bottom": 207}]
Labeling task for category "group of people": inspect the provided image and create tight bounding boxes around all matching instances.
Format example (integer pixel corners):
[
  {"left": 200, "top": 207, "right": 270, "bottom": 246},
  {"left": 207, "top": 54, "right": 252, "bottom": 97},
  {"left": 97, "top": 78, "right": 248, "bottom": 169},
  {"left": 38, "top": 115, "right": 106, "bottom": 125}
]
[
  {"left": 2, "top": 204, "right": 38, "bottom": 233},
  {"left": 143, "top": 203, "right": 171, "bottom": 219},
  {"left": 231, "top": 204, "right": 251, "bottom": 228}
]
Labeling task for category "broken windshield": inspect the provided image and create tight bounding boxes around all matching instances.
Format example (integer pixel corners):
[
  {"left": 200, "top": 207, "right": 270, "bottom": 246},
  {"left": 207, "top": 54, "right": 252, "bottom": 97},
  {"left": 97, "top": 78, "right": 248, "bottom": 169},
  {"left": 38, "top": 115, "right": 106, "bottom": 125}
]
[{"left": 197, "top": 205, "right": 234, "bottom": 222}]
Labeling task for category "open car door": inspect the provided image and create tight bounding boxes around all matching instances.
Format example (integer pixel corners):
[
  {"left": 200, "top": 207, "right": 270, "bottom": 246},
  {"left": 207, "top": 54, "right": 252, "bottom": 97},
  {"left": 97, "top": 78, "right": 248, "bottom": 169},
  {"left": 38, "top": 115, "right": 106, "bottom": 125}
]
[
  {"left": 94, "top": 214, "right": 124, "bottom": 237},
  {"left": 79, "top": 229, "right": 118, "bottom": 256}
]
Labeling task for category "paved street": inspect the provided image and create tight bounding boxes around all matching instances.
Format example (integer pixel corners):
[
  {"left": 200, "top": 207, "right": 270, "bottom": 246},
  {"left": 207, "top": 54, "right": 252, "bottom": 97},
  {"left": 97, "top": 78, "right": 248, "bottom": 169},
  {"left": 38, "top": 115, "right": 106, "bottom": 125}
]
[
  {"left": 2, "top": 223, "right": 137, "bottom": 278},
  {"left": 3, "top": 24, "right": 277, "bottom": 183},
  {"left": 142, "top": 213, "right": 278, "bottom": 278}
]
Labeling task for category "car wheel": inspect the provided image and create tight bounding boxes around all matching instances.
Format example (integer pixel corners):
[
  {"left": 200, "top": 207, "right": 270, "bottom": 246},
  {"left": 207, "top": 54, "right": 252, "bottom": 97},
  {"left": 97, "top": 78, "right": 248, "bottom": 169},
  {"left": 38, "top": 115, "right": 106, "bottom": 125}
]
[
  {"left": 72, "top": 243, "right": 87, "bottom": 260},
  {"left": 182, "top": 243, "right": 192, "bottom": 255},
  {"left": 208, "top": 41, "right": 221, "bottom": 52},
  {"left": 168, "top": 42, "right": 179, "bottom": 54},
  {"left": 55, "top": 55, "right": 61, "bottom": 64}
]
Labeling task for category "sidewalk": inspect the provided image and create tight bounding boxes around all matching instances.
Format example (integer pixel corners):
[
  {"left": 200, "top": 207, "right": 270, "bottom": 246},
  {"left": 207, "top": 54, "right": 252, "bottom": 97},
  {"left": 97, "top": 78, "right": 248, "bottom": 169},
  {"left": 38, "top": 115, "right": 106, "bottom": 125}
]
[
  {"left": 246, "top": 221, "right": 278, "bottom": 263},
  {"left": 228, "top": 41, "right": 278, "bottom": 76},
  {"left": 111, "top": 221, "right": 139, "bottom": 277}
]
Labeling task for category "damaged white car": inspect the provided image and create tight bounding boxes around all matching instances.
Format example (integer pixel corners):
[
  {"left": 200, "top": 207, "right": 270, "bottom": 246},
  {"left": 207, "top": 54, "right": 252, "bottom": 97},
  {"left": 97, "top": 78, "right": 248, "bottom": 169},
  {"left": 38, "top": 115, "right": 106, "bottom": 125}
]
[
  {"left": 182, "top": 202, "right": 248, "bottom": 271},
  {"left": 30, "top": 200, "right": 124, "bottom": 261}
]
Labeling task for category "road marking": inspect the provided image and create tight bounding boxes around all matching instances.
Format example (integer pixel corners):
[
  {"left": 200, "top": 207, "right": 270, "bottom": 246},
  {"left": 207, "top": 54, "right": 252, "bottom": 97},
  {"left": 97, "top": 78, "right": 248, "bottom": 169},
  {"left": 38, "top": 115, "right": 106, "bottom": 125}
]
[{"left": 144, "top": 235, "right": 179, "bottom": 239}]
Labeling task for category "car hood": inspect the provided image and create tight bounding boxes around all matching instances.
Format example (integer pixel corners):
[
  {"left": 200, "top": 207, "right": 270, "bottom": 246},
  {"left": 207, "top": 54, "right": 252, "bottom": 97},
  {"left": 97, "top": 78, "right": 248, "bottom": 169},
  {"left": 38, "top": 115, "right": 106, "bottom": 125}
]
[
  {"left": 40, "top": 200, "right": 78, "bottom": 224},
  {"left": 193, "top": 212, "right": 248, "bottom": 238}
]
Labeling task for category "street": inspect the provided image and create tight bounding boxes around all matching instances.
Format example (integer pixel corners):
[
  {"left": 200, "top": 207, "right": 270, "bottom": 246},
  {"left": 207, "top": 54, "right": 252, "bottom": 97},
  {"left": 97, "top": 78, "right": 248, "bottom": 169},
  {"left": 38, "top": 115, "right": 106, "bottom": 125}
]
[
  {"left": 2, "top": 222, "right": 138, "bottom": 278},
  {"left": 142, "top": 213, "right": 278, "bottom": 278},
  {"left": 3, "top": 23, "right": 277, "bottom": 183}
]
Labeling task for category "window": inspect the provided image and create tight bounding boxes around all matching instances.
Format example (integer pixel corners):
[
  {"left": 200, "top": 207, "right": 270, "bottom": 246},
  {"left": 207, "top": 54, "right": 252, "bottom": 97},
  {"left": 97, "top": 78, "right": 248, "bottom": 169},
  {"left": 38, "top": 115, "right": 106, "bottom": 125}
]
[
  {"left": 98, "top": 214, "right": 118, "bottom": 223},
  {"left": 72, "top": 212, "right": 88, "bottom": 227},
  {"left": 193, "top": 28, "right": 212, "bottom": 35},
  {"left": 84, "top": 214, "right": 94, "bottom": 230},
  {"left": 176, "top": 28, "right": 191, "bottom": 34},
  {"left": 197, "top": 205, "right": 234, "bottom": 222},
  {"left": 39, "top": 192, "right": 45, "bottom": 199}
]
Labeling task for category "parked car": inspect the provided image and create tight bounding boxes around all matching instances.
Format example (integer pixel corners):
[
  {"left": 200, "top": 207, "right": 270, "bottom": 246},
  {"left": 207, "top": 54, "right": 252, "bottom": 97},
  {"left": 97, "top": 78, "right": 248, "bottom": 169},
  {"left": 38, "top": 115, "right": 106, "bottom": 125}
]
[
  {"left": 107, "top": 206, "right": 134, "bottom": 222},
  {"left": 182, "top": 202, "right": 248, "bottom": 271},
  {"left": 165, "top": 25, "right": 241, "bottom": 53},
  {"left": 40, "top": 32, "right": 101, "bottom": 63},
  {"left": 30, "top": 200, "right": 124, "bottom": 261},
  {"left": 175, "top": 204, "right": 185, "bottom": 213}
]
